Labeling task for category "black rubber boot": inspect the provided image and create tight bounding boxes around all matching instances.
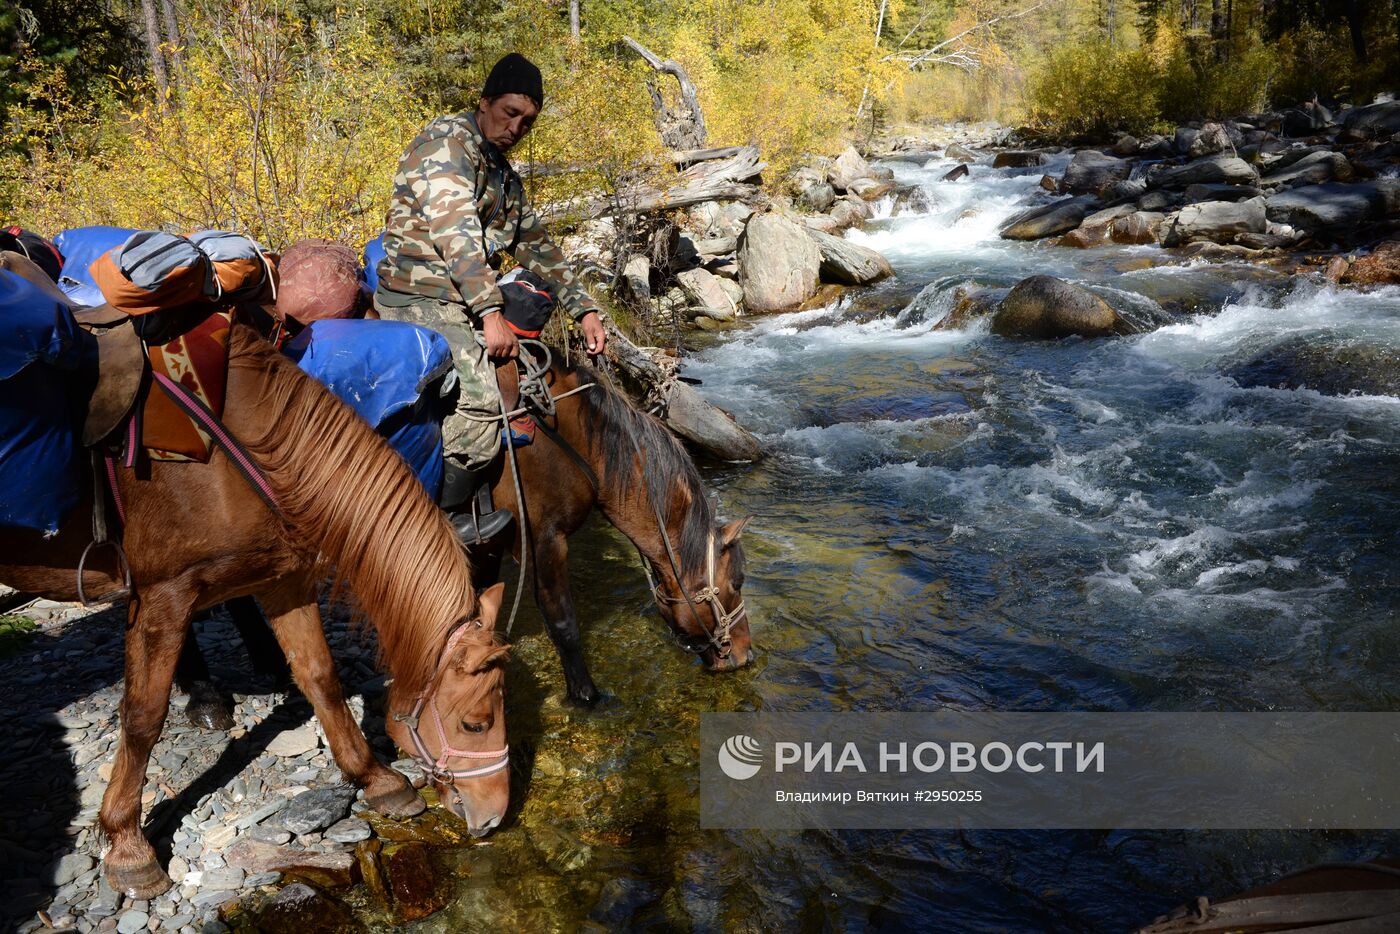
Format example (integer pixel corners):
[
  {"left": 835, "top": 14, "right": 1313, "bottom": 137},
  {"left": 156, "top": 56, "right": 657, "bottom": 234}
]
[{"left": 440, "top": 460, "right": 513, "bottom": 545}]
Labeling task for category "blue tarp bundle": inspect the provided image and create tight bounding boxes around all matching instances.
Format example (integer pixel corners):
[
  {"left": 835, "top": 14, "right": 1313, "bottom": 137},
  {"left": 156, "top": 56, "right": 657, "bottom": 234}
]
[
  {"left": 0, "top": 270, "right": 97, "bottom": 531},
  {"left": 284, "top": 318, "right": 451, "bottom": 499},
  {"left": 362, "top": 233, "right": 386, "bottom": 294},
  {"left": 53, "top": 226, "right": 135, "bottom": 307}
]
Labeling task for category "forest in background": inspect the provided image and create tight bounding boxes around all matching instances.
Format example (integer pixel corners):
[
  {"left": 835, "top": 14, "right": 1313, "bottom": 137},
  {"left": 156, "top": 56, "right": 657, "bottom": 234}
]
[{"left": 0, "top": 0, "right": 1397, "bottom": 250}]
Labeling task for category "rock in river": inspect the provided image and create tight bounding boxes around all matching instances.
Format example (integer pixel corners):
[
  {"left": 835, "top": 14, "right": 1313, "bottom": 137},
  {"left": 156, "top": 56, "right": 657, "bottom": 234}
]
[
  {"left": 806, "top": 229, "right": 893, "bottom": 285},
  {"left": 1265, "top": 181, "right": 1394, "bottom": 234},
  {"left": 1161, "top": 197, "right": 1267, "bottom": 246},
  {"left": 1342, "top": 241, "right": 1400, "bottom": 286},
  {"left": 739, "top": 212, "right": 820, "bottom": 312},
  {"left": 991, "top": 275, "right": 1124, "bottom": 340},
  {"left": 1061, "top": 150, "right": 1131, "bottom": 196},
  {"left": 828, "top": 145, "right": 873, "bottom": 192},
  {"left": 1000, "top": 196, "right": 1098, "bottom": 241},
  {"left": 1260, "top": 150, "right": 1353, "bottom": 189},
  {"left": 1147, "top": 153, "right": 1259, "bottom": 190}
]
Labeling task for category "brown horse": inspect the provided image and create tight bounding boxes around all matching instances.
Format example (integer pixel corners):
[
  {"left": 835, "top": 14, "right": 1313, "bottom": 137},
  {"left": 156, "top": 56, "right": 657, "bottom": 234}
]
[
  {"left": 0, "top": 323, "right": 510, "bottom": 899},
  {"left": 478, "top": 346, "right": 753, "bottom": 705}
]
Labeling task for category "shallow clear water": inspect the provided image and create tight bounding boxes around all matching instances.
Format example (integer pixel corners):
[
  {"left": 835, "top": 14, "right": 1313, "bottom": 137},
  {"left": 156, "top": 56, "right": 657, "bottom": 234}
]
[{"left": 408, "top": 153, "right": 1400, "bottom": 932}]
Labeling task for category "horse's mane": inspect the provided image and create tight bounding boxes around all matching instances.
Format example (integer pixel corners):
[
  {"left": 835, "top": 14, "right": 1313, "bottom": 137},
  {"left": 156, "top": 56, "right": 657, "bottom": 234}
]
[
  {"left": 570, "top": 357, "right": 715, "bottom": 574},
  {"left": 226, "top": 324, "right": 475, "bottom": 698}
]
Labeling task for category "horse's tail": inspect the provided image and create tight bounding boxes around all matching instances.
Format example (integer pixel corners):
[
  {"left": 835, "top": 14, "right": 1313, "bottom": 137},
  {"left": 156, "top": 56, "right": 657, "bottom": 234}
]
[{"left": 225, "top": 324, "right": 473, "bottom": 696}]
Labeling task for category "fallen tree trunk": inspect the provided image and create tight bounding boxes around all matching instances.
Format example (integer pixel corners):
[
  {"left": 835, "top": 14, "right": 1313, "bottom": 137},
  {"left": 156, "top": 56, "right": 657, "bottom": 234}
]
[
  {"left": 599, "top": 319, "right": 763, "bottom": 461},
  {"left": 549, "top": 145, "right": 766, "bottom": 221}
]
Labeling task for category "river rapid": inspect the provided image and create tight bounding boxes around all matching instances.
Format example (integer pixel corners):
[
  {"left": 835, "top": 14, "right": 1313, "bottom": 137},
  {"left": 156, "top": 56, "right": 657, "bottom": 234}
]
[{"left": 406, "top": 151, "right": 1400, "bottom": 931}]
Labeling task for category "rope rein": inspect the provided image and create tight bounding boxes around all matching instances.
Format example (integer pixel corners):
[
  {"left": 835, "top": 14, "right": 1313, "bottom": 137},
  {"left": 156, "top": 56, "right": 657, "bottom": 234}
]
[
  {"left": 593, "top": 359, "right": 743, "bottom": 660},
  {"left": 463, "top": 338, "right": 742, "bottom": 657}
]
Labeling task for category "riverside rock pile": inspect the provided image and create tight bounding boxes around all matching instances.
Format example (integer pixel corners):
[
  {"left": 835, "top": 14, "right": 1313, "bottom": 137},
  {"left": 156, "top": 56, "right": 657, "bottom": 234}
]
[
  {"left": 0, "top": 598, "right": 430, "bottom": 934},
  {"left": 559, "top": 144, "right": 898, "bottom": 328},
  {"left": 988, "top": 99, "right": 1400, "bottom": 271}
]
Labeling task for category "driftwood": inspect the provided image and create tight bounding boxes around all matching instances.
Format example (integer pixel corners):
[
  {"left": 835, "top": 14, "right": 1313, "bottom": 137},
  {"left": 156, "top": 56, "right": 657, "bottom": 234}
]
[
  {"left": 600, "top": 320, "right": 763, "bottom": 462},
  {"left": 623, "top": 36, "right": 708, "bottom": 151},
  {"left": 669, "top": 146, "right": 747, "bottom": 167},
  {"left": 550, "top": 145, "right": 765, "bottom": 221}
]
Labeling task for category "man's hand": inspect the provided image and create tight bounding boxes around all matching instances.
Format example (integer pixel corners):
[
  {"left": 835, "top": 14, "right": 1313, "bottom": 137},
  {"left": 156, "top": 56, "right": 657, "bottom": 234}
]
[
  {"left": 580, "top": 312, "right": 607, "bottom": 357},
  {"left": 482, "top": 312, "right": 519, "bottom": 359}
]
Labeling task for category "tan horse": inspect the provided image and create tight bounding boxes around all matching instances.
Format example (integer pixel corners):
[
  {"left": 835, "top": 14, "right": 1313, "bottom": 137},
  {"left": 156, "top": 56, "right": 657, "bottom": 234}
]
[{"left": 0, "top": 324, "right": 510, "bottom": 899}]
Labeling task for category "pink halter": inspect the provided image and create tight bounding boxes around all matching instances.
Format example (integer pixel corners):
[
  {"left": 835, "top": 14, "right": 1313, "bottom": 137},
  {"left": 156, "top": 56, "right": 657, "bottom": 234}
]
[{"left": 394, "top": 622, "right": 508, "bottom": 783}]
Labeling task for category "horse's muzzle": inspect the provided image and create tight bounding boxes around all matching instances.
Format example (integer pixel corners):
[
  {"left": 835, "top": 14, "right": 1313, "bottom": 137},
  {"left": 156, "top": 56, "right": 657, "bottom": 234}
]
[{"left": 706, "top": 644, "right": 751, "bottom": 672}]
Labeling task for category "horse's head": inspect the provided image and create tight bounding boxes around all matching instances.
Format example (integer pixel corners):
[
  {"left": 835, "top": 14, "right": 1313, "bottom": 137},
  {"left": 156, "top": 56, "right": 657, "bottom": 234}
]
[
  {"left": 386, "top": 582, "right": 511, "bottom": 837},
  {"left": 654, "top": 517, "right": 753, "bottom": 672}
]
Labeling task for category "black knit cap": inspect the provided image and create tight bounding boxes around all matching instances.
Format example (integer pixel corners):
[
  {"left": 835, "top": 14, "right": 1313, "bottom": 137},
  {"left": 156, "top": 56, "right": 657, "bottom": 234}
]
[{"left": 483, "top": 53, "right": 543, "bottom": 108}]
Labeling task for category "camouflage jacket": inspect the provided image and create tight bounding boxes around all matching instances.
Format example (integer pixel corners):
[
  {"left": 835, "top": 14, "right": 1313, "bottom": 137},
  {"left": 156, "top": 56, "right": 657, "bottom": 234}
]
[{"left": 376, "top": 112, "right": 601, "bottom": 324}]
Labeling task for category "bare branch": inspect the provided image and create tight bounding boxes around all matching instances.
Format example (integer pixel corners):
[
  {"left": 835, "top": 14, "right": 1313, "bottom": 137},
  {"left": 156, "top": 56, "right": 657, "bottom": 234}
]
[{"left": 886, "top": 0, "right": 1059, "bottom": 69}]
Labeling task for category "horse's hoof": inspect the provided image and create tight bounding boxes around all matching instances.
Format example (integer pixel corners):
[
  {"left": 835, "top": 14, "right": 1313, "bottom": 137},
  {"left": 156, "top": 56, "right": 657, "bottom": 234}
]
[
  {"left": 566, "top": 683, "right": 602, "bottom": 707},
  {"left": 366, "top": 783, "right": 427, "bottom": 818},
  {"left": 185, "top": 698, "right": 236, "bottom": 731},
  {"left": 104, "top": 858, "right": 172, "bottom": 899}
]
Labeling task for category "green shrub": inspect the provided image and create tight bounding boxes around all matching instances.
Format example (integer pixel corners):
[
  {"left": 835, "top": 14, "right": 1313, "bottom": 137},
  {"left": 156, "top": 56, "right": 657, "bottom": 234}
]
[{"left": 1026, "top": 39, "right": 1161, "bottom": 139}]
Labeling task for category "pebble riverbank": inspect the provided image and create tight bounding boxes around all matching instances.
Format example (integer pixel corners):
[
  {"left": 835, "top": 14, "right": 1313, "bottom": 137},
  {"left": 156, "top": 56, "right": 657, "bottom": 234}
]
[{"left": 0, "top": 594, "right": 430, "bottom": 933}]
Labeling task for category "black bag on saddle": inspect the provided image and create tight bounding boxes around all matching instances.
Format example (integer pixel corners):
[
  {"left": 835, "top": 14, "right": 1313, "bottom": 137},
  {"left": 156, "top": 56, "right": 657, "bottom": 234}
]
[
  {"left": 497, "top": 268, "right": 556, "bottom": 338},
  {"left": 0, "top": 226, "right": 63, "bottom": 283}
]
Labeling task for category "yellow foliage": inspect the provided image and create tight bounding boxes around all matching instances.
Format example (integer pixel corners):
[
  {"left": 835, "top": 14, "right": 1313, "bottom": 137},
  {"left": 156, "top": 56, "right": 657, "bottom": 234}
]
[
  {"left": 3, "top": 0, "right": 902, "bottom": 245},
  {"left": 7, "top": 5, "right": 425, "bottom": 249}
]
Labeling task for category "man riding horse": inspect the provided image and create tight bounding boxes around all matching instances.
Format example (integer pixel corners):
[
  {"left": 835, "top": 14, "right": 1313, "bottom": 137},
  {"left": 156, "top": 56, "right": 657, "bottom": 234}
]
[{"left": 374, "top": 52, "right": 607, "bottom": 544}]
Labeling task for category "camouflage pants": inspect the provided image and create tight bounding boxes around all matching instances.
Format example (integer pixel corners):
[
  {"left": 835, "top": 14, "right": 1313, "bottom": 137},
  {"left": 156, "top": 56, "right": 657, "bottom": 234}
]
[{"left": 372, "top": 295, "right": 500, "bottom": 471}]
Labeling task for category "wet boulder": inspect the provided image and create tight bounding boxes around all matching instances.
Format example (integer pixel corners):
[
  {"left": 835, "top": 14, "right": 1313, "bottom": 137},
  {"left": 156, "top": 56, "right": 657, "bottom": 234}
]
[
  {"left": 664, "top": 380, "right": 763, "bottom": 461},
  {"left": 993, "top": 150, "right": 1044, "bottom": 169},
  {"left": 1341, "top": 241, "right": 1400, "bottom": 286},
  {"left": 1161, "top": 197, "right": 1267, "bottom": 246},
  {"left": 931, "top": 285, "right": 1000, "bottom": 331},
  {"left": 999, "top": 195, "right": 1098, "bottom": 241},
  {"left": 1341, "top": 100, "right": 1400, "bottom": 140},
  {"left": 1184, "top": 183, "right": 1264, "bottom": 203},
  {"left": 1264, "top": 181, "right": 1392, "bottom": 234},
  {"left": 1147, "top": 153, "right": 1260, "bottom": 189},
  {"left": 1227, "top": 337, "right": 1400, "bottom": 397},
  {"left": 828, "top": 145, "right": 874, "bottom": 192},
  {"left": 946, "top": 142, "right": 980, "bottom": 163},
  {"left": 1061, "top": 150, "right": 1132, "bottom": 196},
  {"left": 827, "top": 197, "right": 870, "bottom": 231},
  {"left": 1173, "top": 126, "right": 1201, "bottom": 154},
  {"left": 942, "top": 163, "right": 970, "bottom": 182},
  {"left": 1261, "top": 150, "right": 1354, "bottom": 189},
  {"left": 1059, "top": 204, "right": 1135, "bottom": 248},
  {"left": 1112, "top": 134, "right": 1140, "bottom": 156},
  {"left": 1187, "top": 122, "right": 1242, "bottom": 157},
  {"left": 1109, "top": 211, "right": 1166, "bottom": 245},
  {"left": 676, "top": 267, "right": 738, "bottom": 321},
  {"left": 806, "top": 229, "right": 894, "bottom": 285},
  {"left": 848, "top": 176, "right": 897, "bottom": 201},
  {"left": 891, "top": 185, "right": 935, "bottom": 215},
  {"left": 991, "top": 275, "right": 1123, "bottom": 339},
  {"left": 1281, "top": 102, "right": 1333, "bottom": 137},
  {"left": 738, "top": 212, "right": 821, "bottom": 312},
  {"left": 791, "top": 167, "right": 835, "bottom": 213}
]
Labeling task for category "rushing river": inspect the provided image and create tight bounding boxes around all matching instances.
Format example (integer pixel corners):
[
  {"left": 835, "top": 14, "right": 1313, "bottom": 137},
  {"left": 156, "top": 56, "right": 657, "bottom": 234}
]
[{"left": 402, "top": 152, "right": 1400, "bottom": 931}]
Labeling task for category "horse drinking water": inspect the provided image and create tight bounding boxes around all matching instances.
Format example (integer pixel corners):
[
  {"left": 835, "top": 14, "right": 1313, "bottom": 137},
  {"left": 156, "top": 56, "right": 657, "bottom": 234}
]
[
  {"left": 476, "top": 344, "right": 753, "bottom": 705},
  {"left": 0, "top": 323, "right": 511, "bottom": 898}
]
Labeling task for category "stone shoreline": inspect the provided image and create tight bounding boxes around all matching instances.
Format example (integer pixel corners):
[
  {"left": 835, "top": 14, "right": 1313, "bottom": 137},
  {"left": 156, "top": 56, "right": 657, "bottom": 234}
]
[{"left": 0, "top": 597, "right": 435, "bottom": 933}]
